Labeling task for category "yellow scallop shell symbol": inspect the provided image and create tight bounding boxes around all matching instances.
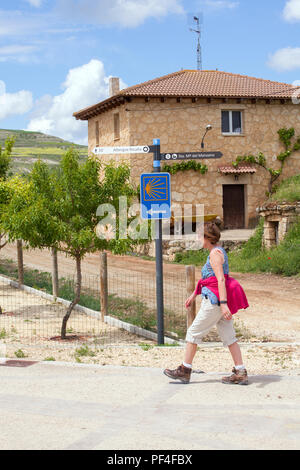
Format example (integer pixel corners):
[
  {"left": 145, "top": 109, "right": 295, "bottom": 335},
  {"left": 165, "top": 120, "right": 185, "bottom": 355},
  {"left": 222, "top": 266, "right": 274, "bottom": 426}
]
[{"left": 145, "top": 178, "right": 166, "bottom": 200}]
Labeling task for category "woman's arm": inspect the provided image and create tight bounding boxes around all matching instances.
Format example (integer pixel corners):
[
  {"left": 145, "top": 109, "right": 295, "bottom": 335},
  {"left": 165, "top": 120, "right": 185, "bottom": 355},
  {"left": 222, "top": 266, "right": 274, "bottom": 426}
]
[{"left": 210, "top": 250, "right": 232, "bottom": 321}]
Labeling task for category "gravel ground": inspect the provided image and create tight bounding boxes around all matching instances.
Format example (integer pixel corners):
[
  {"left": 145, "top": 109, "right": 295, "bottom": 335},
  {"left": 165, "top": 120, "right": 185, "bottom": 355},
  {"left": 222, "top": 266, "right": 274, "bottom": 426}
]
[{"left": 2, "top": 342, "right": 300, "bottom": 376}]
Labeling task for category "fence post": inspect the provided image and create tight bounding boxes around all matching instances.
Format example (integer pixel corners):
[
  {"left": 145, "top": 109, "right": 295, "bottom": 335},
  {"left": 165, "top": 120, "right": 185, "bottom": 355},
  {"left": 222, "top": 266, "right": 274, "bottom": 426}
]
[
  {"left": 17, "top": 239, "right": 24, "bottom": 286},
  {"left": 51, "top": 247, "right": 59, "bottom": 299},
  {"left": 185, "top": 265, "right": 196, "bottom": 329},
  {"left": 100, "top": 251, "right": 108, "bottom": 322}
]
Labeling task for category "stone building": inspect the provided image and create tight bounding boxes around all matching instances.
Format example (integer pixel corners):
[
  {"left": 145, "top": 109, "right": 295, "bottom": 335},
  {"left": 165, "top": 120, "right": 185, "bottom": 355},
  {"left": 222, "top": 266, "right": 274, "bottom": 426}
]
[{"left": 73, "top": 70, "right": 300, "bottom": 229}]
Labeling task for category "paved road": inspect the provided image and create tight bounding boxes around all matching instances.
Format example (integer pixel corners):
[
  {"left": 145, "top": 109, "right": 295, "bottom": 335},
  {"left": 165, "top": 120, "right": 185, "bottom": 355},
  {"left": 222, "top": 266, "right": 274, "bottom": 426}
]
[{"left": 0, "top": 361, "right": 300, "bottom": 450}]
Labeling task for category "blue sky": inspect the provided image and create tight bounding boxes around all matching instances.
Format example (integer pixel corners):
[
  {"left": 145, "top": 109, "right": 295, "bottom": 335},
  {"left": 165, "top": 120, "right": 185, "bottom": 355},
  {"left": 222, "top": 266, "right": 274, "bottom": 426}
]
[{"left": 0, "top": 0, "right": 300, "bottom": 144}]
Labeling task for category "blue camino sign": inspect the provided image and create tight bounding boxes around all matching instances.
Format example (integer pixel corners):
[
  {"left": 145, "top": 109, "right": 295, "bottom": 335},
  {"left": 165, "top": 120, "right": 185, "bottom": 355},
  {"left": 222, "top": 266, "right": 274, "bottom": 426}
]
[{"left": 140, "top": 172, "right": 171, "bottom": 220}]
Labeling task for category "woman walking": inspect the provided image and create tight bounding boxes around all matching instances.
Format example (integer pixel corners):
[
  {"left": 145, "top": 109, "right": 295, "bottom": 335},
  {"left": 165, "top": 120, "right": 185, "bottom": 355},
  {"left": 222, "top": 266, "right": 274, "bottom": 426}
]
[{"left": 164, "top": 222, "right": 249, "bottom": 385}]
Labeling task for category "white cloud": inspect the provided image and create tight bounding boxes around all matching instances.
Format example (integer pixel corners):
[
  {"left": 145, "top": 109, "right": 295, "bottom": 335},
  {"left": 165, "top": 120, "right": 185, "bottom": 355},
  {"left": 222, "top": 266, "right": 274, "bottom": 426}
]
[
  {"left": 0, "top": 81, "right": 33, "bottom": 120},
  {"left": 27, "top": 59, "right": 125, "bottom": 144},
  {"left": 55, "top": 0, "right": 184, "bottom": 27},
  {"left": 0, "top": 44, "right": 39, "bottom": 62},
  {"left": 0, "top": 9, "right": 84, "bottom": 38},
  {"left": 268, "top": 47, "right": 300, "bottom": 72},
  {"left": 283, "top": 0, "right": 300, "bottom": 22},
  {"left": 0, "top": 10, "right": 48, "bottom": 37},
  {"left": 26, "top": 0, "right": 43, "bottom": 7},
  {"left": 203, "top": 0, "right": 239, "bottom": 9}
]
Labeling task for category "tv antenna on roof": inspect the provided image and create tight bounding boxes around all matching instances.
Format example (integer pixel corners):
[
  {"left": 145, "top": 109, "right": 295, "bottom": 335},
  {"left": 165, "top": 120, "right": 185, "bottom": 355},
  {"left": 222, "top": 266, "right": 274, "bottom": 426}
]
[{"left": 189, "top": 13, "right": 203, "bottom": 71}]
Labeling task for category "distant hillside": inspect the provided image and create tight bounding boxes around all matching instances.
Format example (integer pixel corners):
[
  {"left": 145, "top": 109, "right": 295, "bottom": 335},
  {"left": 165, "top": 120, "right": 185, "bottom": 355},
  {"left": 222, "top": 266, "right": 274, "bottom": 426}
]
[
  {"left": 0, "top": 128, "right": 88, "bottom": 175},
  {"left": 0, "top": 128, "right": 86, "bottom": 149}
]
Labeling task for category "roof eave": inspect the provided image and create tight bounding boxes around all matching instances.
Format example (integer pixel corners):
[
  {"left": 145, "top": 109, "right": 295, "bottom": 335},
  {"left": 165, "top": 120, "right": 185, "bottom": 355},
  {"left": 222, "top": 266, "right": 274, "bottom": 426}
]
[
  {"left": 73, "top": 95, "right": 126, "bottom": 121},
  {"left": 73, "top": 93, "right": 293, "bottom": 120}
]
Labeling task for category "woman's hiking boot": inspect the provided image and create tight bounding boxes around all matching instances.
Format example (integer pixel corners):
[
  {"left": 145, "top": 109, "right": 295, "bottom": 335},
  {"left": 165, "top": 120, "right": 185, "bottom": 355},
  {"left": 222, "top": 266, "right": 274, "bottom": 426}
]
[
  {"left": 222, "top": 367, "right": 249, "bottom": 385},
  {"left": 163, "top": 364, "right": 192, "bottom": 384}
]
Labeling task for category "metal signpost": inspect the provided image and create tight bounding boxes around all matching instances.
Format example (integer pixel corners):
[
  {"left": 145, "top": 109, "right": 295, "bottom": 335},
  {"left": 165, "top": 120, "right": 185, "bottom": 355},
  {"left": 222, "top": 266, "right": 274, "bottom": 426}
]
[
  {"left": 140, "top": 139, "right": 171, "bottom": 345},
  {"left": 93, "top": 142, "right": 222, "bottom": 345}
]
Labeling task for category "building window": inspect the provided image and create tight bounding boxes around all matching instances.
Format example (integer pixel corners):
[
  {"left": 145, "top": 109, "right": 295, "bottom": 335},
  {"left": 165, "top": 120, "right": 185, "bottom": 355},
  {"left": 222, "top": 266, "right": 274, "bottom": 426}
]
[
  {"left": 114, "top": 113, "right": 120, "bottom": 140},
  {"left": 95, "top": 121, "right": 99, "bottom": 146},
  {"left": 221, "top": 110, "right": 243, "bottom": 134}
]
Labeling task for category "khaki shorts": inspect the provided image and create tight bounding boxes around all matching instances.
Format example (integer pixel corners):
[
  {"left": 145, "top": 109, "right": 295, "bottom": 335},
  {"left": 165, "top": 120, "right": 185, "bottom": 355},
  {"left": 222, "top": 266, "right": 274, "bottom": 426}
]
[{"left": 185, "top": 297, "right": 237, "bottom": 347}]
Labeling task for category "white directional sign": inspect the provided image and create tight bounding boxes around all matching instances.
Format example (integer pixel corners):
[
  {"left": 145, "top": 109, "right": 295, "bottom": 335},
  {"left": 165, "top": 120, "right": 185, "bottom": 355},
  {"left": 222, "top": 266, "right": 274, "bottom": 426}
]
[
  {"left": 147, "top": 208, "right": 168, "bottom": 216},
  {"left": 93, "top": 145, "right": 150, "bottom": 155},
  {"left": 161, "top": 151, "right": 223, "bottom": 161}
]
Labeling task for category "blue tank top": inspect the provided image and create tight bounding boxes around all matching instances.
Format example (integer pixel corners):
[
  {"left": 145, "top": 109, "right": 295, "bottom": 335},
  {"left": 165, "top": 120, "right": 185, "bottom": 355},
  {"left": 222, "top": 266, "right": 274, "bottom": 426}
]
[{"left": 201, "top": 246, "right": 229, "bottom": 305}]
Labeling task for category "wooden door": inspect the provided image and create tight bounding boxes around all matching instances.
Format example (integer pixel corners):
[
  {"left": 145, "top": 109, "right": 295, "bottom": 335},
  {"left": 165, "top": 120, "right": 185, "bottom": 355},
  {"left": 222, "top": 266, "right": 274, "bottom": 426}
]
[{"left": 222, "top": 185, "right": 245, "bottom": 229}]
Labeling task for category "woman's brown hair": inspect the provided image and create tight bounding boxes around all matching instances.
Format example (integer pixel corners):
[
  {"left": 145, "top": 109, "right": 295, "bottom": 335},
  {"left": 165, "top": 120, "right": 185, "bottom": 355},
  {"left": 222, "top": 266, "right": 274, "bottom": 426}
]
[{"left": 203, "top": 222, "right": 221, "bottom": 245}]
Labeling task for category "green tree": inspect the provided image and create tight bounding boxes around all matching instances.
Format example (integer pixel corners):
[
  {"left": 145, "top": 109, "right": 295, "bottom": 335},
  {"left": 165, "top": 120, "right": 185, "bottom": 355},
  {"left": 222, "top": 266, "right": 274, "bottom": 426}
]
[
  {"left": 232, "top": 128, "right": 300, "bottom": 195},
  {"left": 2, "top": 148, "right": 139, "bottom": 338},
  {"left": 0, "top": 175, "right": 29, "bottom": 248},
  {"left": 0, "top": 137, "right": 14, "bottom": 180},
  {"left": 0, "top": 136, "right": 15, "bottom": 252},
  {"left": 0, "top": 175, "right": 30, "bottom": 314}
]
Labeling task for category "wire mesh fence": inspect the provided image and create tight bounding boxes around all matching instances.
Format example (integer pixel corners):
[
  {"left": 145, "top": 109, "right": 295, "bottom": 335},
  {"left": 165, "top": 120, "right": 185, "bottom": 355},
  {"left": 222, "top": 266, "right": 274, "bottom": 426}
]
[{"left": 0, "top": 253, "right": 195, "bottom": 353}]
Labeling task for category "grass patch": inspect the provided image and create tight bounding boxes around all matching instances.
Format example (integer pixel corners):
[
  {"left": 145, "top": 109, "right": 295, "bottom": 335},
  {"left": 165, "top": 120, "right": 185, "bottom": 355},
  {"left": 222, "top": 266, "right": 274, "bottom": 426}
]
[
  {"left": 174, "top": 249, "right": 208, "bottom": 266},
  {"left": 74, "top": 345, "right": 96, "bottom": 358},
  {"left": 14, "top": 349, "right": 27, "bottom": 358},
  {"left": 270, "top": 173, "right": 300, "bottom": 203},
  {"left": 108, "top": 294, "right": 186, "bottom": 339},
  {"left": 108, "top": 294, "right": 157, "bottom": 331},
  {"left": 138, "top": 342, "right": 153, "bottom": 351},
  {"left": 0, "top": 328, "right": 6, "bottom": 339}
]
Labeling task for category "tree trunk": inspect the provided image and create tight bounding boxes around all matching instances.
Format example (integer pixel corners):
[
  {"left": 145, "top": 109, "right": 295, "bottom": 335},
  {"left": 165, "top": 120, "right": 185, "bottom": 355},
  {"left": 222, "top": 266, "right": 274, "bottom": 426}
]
[
  {"left": 17, "top": 239, "right": 24, "bottom": 286},
  {"left": 269, "top": 173, "right": 281, "bottom": 194},
  {"left": 0, "top": 233, "right": 5, "bottom": 313},
  {"left": 100, "top": 251, "right": 108, "bottom": 322},
  {"left": 61, "top": 256, "right": 82, "bottom": 339},
  {"left": 0, "top": 232, "right": 8, "bottom": 250},
  {"left": 268, "top": 178, "right": 273, "bottom": 195},
  {"left": 51, "top": 247, "right": 59, "bottom": 299}
]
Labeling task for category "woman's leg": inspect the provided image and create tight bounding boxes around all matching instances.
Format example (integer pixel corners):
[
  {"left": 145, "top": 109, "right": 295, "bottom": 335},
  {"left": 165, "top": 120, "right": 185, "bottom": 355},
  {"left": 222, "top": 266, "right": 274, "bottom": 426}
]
[
  {"left": 184, "top": 342, "right": 197, "bottom": 364},
  {"left": 216, "top": 317, "right": 243, "bottom": 365},
  {"left": 164, "top": 299, "right": 221, "bottom": 383},
  {"left": 228, "top": 341, "right": 243, "bottom": 366}
]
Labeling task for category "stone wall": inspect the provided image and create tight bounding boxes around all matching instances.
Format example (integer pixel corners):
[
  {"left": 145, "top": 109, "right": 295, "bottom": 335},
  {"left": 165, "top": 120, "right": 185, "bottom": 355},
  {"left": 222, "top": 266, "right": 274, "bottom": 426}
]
[
  {"left": 134, "top": 237, "right": 245, "bottom": 261},
  {"left": 88, "top": 105, "right": 131, "bottom": 170},
  {"left": 88, "top": 97, "right": 300, "bottom": 227},
  {"left": 258, "top": 202, "right": 300, "bottom": 248}
]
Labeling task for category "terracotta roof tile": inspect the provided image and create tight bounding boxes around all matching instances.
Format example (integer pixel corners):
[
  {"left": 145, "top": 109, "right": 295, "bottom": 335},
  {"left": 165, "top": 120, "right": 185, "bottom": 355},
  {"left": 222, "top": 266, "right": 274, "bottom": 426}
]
[
  {"left": 74, "top": 70, "right": 300, "bottom": 120},
  {"left": 218, "top": 165, "right": 257, "bottom": 174},
  {"left": 119, "top": 70, "right": 298, "bottom": 99}
]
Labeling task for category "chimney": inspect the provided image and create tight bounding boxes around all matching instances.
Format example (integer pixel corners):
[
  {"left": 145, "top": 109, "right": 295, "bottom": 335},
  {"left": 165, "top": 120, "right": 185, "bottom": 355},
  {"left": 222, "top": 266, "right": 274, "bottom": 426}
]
[{"left": 109, "top": 77, "right": 120, "bottom": 97}]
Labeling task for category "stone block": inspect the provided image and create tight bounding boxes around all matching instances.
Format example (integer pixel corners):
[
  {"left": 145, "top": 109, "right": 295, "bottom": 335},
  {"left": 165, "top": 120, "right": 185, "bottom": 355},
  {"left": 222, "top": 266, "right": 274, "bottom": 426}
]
[{"left": 263, "top": 227, "right": 276, "bottom": 239}]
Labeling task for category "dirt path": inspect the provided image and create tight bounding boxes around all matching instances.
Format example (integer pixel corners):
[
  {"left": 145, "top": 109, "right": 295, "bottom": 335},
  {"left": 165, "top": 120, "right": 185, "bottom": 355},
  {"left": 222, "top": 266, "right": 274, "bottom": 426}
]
[{"left": 1, "top": 242, "right": 300, "bottom": 342}]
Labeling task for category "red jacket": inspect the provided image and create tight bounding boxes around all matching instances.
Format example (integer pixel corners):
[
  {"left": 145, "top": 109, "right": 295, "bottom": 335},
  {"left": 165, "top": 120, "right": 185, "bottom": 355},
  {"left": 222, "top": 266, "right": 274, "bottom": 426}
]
[{"left": 195, "top": 274, "right": 249, "bottom": 315}]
